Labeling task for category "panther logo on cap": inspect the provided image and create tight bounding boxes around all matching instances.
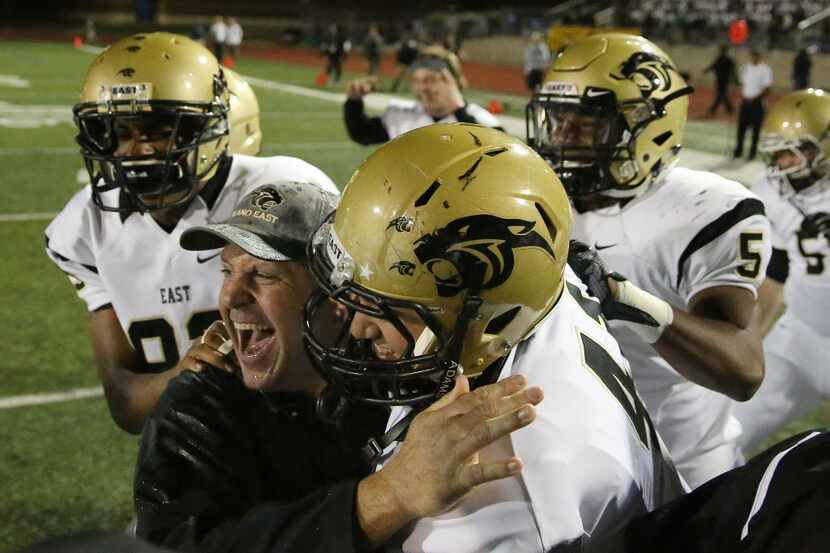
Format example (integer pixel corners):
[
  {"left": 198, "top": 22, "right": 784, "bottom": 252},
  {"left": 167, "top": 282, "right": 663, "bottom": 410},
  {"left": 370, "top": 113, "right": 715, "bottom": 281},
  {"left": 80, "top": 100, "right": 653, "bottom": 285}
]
[
  {"left": 413, "top": 214, "right": 556, "bottom": 297},
  {"left": 252, "top": 187, "right": 283, "bottom": 210}
]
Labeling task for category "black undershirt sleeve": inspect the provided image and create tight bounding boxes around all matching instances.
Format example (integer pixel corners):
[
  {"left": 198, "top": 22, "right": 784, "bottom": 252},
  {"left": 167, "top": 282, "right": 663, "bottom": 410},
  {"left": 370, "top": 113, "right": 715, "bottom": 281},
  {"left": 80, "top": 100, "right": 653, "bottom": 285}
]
[
  {"left": 766, "top": 247, "right": 789, "bottom": 284},
  {"left": 344, "top": 98, "right": 389, "bottom": 145}
]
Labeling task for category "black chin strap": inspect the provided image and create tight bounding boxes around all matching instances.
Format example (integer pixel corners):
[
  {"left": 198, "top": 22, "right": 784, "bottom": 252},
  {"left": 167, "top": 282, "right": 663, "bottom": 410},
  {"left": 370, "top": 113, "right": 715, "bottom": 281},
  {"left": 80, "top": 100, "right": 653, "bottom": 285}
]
[
  {"left": 360, "top": 355, "right": 507, "bottom": 466},
  {"left": 361, "top": 292, "right": 505, "bottom": 468}
]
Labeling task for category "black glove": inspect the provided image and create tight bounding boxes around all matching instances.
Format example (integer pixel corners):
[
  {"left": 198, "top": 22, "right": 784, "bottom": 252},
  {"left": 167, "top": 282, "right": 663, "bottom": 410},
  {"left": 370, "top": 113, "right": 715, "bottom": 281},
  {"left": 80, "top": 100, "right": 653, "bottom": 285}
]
[
  {"left": 567, "top": 240, "right": 659, "bottom": 327},
  {"left": 800, "top": 211, "right": 830, "bottom": 239}
]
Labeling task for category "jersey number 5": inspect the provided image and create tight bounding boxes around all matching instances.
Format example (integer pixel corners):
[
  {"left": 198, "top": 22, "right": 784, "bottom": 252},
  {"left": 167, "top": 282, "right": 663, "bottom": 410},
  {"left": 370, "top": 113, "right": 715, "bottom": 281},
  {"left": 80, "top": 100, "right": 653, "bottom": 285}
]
[
  {"left": 127, "top": 310, "right": 221, "bottom": 373},
  {"left": 737, "top": 231, "right": 764, "bottom": 278},
  {"left": 797, "top": 232, "right": 826, "bottom": 275}
]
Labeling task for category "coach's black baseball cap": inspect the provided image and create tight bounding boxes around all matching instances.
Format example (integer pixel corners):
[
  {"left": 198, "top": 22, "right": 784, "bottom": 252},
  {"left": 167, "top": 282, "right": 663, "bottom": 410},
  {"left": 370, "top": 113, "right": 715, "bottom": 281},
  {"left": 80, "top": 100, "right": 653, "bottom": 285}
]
[{"left": 180, "top": 181, "right": 338, "bottom": 261}]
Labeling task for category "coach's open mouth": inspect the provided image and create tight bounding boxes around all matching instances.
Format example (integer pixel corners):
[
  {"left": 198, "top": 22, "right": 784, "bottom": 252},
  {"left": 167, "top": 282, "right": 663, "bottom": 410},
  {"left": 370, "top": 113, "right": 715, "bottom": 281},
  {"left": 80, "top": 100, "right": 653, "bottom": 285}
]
[{"left": 232, "top": 320, "right": 277, "bottom": 378}]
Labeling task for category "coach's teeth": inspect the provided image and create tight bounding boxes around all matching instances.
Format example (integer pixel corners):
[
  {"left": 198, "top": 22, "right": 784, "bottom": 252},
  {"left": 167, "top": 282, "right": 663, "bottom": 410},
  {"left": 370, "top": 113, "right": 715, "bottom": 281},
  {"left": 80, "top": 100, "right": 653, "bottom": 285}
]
[{"left": 233, "top": 322, "right": 271, "bottom": 331}]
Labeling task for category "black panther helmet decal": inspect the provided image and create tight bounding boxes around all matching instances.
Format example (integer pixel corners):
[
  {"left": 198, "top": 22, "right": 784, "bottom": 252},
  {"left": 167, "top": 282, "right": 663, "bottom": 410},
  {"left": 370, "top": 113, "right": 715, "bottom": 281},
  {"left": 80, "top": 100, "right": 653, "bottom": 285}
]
[{"left": 413, "top": 214, "right": 556, "bottom": 297}]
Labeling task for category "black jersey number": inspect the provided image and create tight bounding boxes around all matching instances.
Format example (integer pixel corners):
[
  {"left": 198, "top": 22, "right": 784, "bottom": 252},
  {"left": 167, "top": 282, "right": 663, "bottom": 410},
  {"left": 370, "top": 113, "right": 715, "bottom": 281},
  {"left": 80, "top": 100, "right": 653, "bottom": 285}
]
[
  {"left": 127, "top": 310, "right": 221, "bottom": 373},
  {"left": 737, "top": 231, "right": 764, "bottom": 278},
  {"left": 579, "top": 332, "right": 655, "bottom": 450},
  {"left": 797, "top": 232, "right": 826, "bottom": 275}
]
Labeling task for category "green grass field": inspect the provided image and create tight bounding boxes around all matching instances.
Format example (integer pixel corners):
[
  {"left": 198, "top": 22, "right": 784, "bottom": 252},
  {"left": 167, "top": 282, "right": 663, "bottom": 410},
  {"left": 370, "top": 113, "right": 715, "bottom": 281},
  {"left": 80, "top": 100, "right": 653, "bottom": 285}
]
[{"left": 0, "top": 40, "right": 827, "bottom": 552}]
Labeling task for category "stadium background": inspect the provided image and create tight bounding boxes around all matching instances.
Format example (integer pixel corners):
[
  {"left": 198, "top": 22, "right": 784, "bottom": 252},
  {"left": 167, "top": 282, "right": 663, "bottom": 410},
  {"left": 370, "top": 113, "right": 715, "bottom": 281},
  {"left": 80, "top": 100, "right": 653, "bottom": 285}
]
[{"left": 1, "top": 1, "right": 829, "bottom": 550}]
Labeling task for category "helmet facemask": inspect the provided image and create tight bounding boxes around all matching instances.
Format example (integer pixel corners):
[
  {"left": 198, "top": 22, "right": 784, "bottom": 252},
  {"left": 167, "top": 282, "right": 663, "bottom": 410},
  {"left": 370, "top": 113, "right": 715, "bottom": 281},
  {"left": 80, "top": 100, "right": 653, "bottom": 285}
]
[
  {"left": 527, "top": 35, "right": 693, "bottom": 204},
  {"left": 760, "top": 135, "right": 829, "bottom": 197},
  {"left": 304, "top": 215, "right": 462, "bottom": 407},
  {"left": 528, "top": 89, "right": 678, "bottom": 200},
  {"left": 74, "top": 75, "right": 229, "bottom": 213}
]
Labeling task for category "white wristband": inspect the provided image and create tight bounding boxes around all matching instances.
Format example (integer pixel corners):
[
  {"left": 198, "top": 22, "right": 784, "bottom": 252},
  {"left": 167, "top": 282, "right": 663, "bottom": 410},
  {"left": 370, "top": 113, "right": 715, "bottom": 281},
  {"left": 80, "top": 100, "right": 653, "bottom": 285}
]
[{"left": 615, "top": 280, "right": 674, "bottom": 344}]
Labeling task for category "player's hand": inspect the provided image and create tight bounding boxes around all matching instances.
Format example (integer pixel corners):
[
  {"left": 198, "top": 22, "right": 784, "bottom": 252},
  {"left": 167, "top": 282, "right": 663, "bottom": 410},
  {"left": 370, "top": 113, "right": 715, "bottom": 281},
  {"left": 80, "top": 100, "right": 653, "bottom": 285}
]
[
  {"left": 346, "top": 76, "right": 378, "bottom": 99},
  {"left": 376, "top": 374, "right": 543, "bottom": 519},
  {"left": 177, "top": 321, "right": 239, "bottom": 374},
  {"left": 801, "top": 211, "right": 830, "bottom": 239},
  {"left": 567, "top": 239, "right": 660, "bottom": 327}
]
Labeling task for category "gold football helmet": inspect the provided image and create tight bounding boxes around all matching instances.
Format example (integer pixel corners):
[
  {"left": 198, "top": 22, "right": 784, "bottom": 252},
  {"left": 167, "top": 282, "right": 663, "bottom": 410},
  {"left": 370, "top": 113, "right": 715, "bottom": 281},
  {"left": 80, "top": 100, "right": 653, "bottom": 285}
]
[
  {"left": 74, "top": 32, "right": 230, "bottom": 213},
  {"left": 304, "top": 123, "right": 571, "bottom": 405},
  {"left": 225, "top": 68, "right": 262, "bottom": 156},
  {"left": 527, "top": 33, "right": 692, "bottom": 200},
  {"left": 760, "top": 89, "right": 830, "bottom": 195}
]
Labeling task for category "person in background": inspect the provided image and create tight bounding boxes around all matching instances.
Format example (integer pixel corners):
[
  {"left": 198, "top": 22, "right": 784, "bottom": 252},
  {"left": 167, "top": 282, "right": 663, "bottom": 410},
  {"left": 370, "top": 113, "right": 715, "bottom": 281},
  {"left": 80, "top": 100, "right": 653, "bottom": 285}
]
[
  {"left": 209, "top": 16, "right": 227, "bottom": 63},
  {"left": 733, "top": 89, "right": 830, "bottom": 453},
  {"left": 734, "top": 48, "right": 773, "bottom": 161},
  {"left": 365, "top": 24, "right": 383, "bottom": 77},
  {"left": 344, "top": 45, "right": 501, "bottom": 145},
  {"left": 84, "top": 16, "right": 96, "bottom": 45},
  {"left": 321, "top": 24, "right": 350, "bottom": 86},
  {"left": 792, "top": 47, "right": 812, "bottom": 90},
  {"left": 704, "top": 44, "right": 737, "bottom": 116},
  {"left": 225, "top": 17, "right": 243, "bottom": 64},
  {"left": 523, "top": 31, "right": 551, "bottom": 94},
  {"left": 391, "top": 29, "right": 419, "bottom": 92}
]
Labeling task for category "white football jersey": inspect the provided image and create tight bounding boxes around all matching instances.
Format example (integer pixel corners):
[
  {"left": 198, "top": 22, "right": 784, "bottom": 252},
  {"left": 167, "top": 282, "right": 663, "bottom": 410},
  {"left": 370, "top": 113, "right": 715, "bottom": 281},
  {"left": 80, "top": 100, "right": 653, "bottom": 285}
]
[
  {"left": 752, "top": 175, "right": 830, "bottom": 337},
  {"left": 378, "top": 267, "right": 683, "bottom": 553},
  {"left": 571, "top": 165, "right": 771, "bottom": 488},
  {"left": 45, "top": 154, "right": 336, "bottom": 373},
  {"left": 381, "top": 99, "right": 501, "bottom": 140}
]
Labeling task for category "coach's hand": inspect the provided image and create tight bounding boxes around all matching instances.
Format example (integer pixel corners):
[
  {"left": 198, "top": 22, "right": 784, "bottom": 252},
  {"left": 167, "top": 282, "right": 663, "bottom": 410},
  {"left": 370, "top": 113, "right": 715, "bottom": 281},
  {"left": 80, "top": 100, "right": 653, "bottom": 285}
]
[
  {"left": 176, "top": 320, "right": 239, "bottom": 374},
  {"left": 378, "top": 374, "right": 542, "bottom": 519},
  {"left": 346, "top": 76, "right": 378, "bottom": 99}
]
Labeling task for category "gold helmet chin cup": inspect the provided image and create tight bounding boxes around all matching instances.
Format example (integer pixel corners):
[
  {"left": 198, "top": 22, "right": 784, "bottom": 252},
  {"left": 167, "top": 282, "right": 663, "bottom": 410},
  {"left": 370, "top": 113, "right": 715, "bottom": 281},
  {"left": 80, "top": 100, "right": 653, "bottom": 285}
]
[
  {"left": 760, "top": 89, "right": 830, "bottom": 195},
  {"left": 225, "top": 68, "right": 262, "bottom": 156},
  {"left": 74, "top": 32, "right": 230, "bottom": 212},
  {"left": 304, "top": 123, "right": 571, "bottom": 405},
  {"left": 528, "top": 33, "right": 692, "bottom": 199}
]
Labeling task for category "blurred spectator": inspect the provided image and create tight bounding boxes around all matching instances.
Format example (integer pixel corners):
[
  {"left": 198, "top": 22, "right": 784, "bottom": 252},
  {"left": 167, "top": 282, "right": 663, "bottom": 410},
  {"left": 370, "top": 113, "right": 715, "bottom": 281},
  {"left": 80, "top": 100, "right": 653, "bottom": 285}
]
[
  {"left": 704, "top": 45, "right": 737, "bottom": 116},
  {"left": 524, "top": 31, "right": 551, "bottom": 94},
  {"left": 190, "top": 22, "right": 208, "bottom": 44},
  {"left": 343, "top": 46, "right": 502, "bottom": 145},
  {"left": 391, "top": 31, "right": 419, "bottom": 92},
  {"left": 734, "top": 48, "right": 773, "bottom": 161},
  {"left": 321, "top": 24, "right": 350, "bottom": 86},
  {"left": 792, "top": 47, "right": 811, "bottom": 89},
  {"left": 443, "top": 28, "right": 462, "bottom": 56},
  {"left": 365, "top": 24, "right": 383, "bottom": 77},
  {"left": 209, "top": 16, "right": 227, "bottom": 62},
  {"left": 225, "top": 17, "right": 243, "bottom": 63},
  {"left": 84, "top": 16, "right": 96, "bottom": 44}
]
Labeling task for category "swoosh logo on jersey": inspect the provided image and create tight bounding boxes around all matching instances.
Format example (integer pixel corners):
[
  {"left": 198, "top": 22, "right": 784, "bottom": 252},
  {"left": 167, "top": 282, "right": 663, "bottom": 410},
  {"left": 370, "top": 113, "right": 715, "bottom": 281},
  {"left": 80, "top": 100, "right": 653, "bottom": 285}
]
[
  {"left": 594, "top": 243, "right": 617, "bottom": 251},
  {"left": 196, "top": 251, "right": 222, "bottom": 264}
]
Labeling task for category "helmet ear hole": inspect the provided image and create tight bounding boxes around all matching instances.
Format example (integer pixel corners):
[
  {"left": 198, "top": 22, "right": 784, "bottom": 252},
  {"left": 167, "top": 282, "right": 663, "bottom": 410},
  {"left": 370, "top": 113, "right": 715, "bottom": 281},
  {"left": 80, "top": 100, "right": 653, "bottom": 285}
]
[
  {"left": 535, "top": 202, "right": 558, "bottom": 243},
  {"left": 652, "top": 131, "right": 672, "bottom": 146},
  {"left": 484, "top": 305, "right": 521, "bottom": 335}
]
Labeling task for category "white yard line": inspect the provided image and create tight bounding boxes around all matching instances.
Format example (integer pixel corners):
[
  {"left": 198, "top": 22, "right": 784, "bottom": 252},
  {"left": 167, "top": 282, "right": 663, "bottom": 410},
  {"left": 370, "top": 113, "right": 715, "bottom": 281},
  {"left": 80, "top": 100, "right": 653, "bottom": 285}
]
[
  {"left": 0, "top": 386, "right": 103, "bottom": 409},
  {"left": 77, "top": 44, "right": 104, "bottom": 55},
  {"left": 0, "top": 211, "right": 58, "bottom": 222}
]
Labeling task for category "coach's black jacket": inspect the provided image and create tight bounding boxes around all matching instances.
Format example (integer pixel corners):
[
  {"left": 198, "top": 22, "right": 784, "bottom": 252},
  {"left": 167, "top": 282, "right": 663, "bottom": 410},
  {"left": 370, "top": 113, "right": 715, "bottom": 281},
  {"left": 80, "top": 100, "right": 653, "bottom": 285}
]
[{"left": 134, "top": 366, "right": 388, "bottom": 553}]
